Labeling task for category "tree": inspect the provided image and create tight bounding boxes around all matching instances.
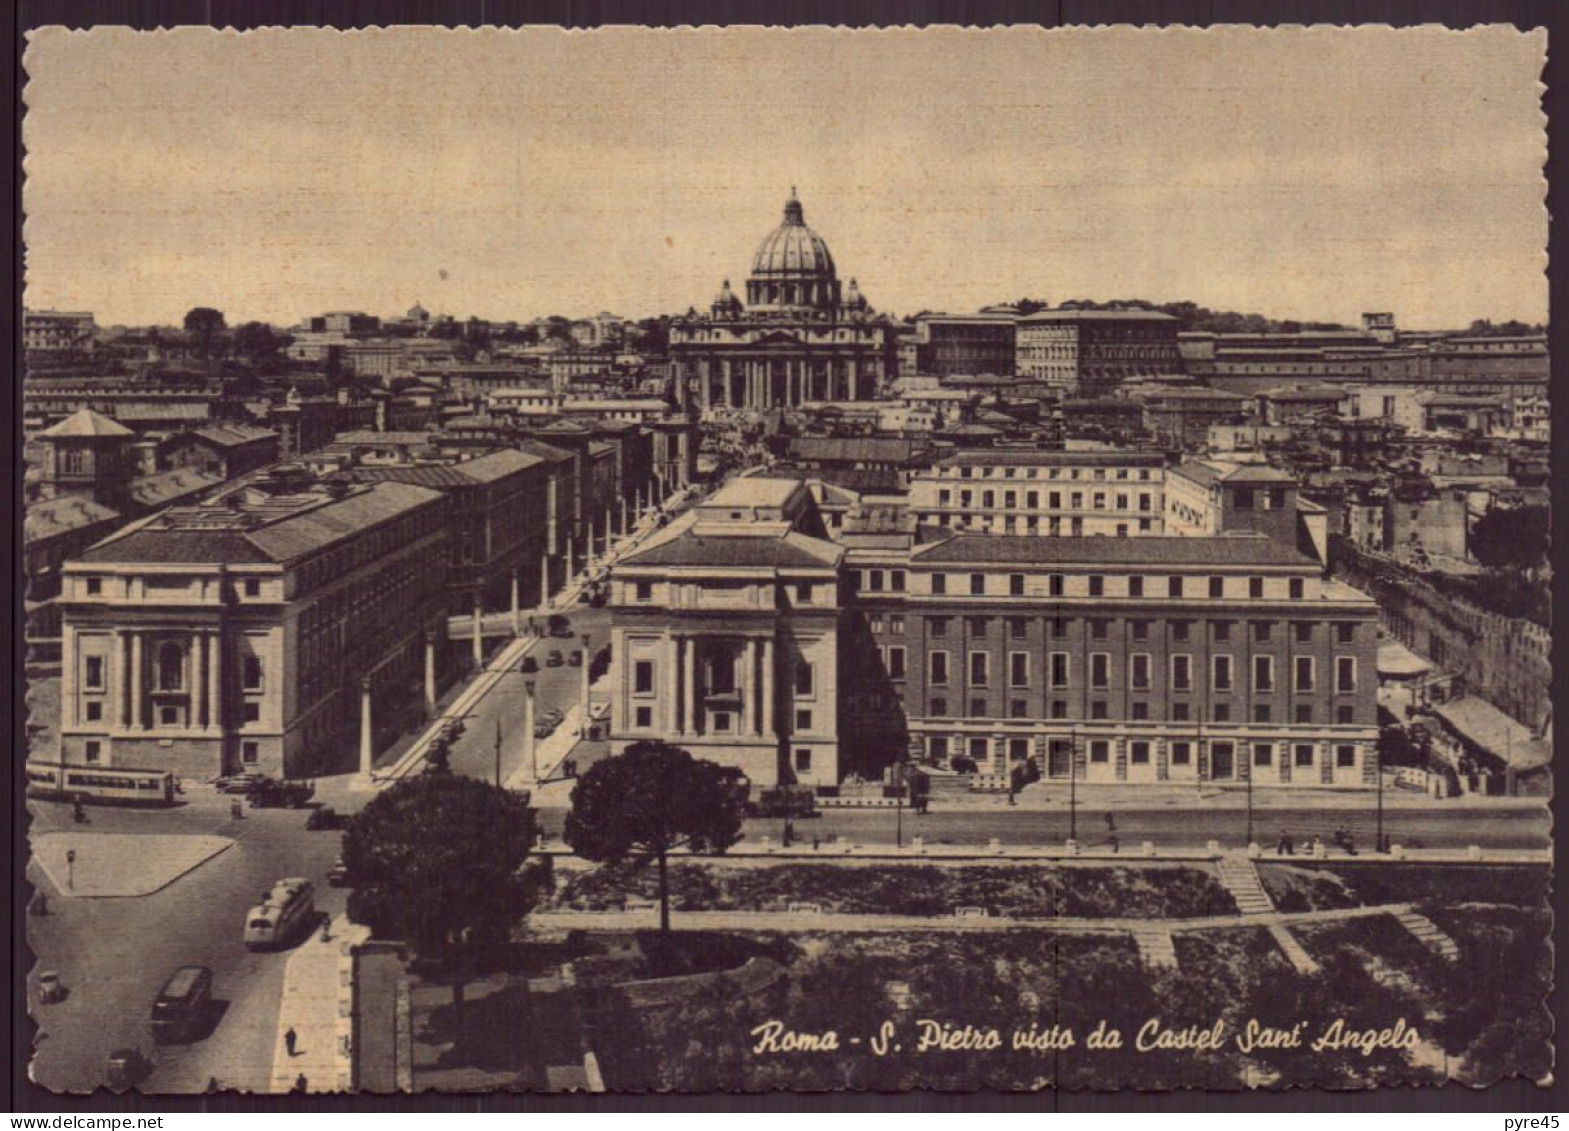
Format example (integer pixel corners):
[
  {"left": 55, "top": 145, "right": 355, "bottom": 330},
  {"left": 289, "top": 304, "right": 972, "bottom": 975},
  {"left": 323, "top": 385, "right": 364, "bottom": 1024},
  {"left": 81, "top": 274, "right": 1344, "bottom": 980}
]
[
  {"left": 231, "top": 321, "right": 287, "bottom": 365},
  {"left": 344, "top": 775, "right": 540, "bottom": 999},
  {"left": 182, "top": 307, "right": 228, "bottom": 358},
  {"left": 564, "top": 740, "right": 745, "bottom": 933},
  {"left": 1470, "top": 504, "right": 1549, "bottom": 573}
]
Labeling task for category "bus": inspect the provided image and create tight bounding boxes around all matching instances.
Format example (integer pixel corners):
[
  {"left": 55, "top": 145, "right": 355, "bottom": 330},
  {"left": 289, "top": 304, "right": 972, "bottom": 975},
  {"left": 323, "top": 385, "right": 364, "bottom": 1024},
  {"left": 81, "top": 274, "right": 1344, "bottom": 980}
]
[
  {"left": 26, "top": 761, "right": 175, "bottom": 807},
  {"left": 242, "top": 878, "right": 315, "bottom": 951},
  {"left": 149, "top": 965, "right": 213, "bottom": 1044}
]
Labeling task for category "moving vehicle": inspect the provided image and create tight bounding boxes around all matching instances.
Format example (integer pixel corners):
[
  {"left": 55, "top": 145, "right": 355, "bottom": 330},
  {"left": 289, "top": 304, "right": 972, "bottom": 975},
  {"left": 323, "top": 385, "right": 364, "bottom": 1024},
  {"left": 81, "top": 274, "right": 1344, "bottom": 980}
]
[
  {"left": 106, "top": 1047, "right": 152, "bottom": 1091},
  {"left": 249, "top": 778, "right": 315, "bottom": 809},
  {"left": 214, "top": 772, "right": 266, "bottom": 794},
  {"left": 37, "top": 970, "right": 66, "bottom": 1004},
  {"left": 546, "top": 650, "right": 564, "bottom": 667},
  {"left": 305, "top": 805, "right": 345, "bottom": 831},
  {"left": 568, "top": 650, "right": 583, "bottom": 667},
  {"left": 547, "top": 614, "right": 572, "bottom": 637},
  {"left": 149, "top": 966, "right": 213, "bottom": 1043},
  {"left": 519, "top": 655, "right": 539, "bottom": 674},
  {"left": 26, "top": 761, "right": 175, "bottom": 807},
  {"left": 243, "top": 878, "right": 316, "bottom": 950}
]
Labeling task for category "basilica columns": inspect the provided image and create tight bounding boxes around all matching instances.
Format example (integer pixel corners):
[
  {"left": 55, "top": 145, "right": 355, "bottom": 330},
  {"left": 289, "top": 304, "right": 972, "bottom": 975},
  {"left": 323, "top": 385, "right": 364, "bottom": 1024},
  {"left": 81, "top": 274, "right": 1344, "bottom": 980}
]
[
  {"left": 359, "top": 676, "right": 374, "bottom": 778},
  {"left": 129, "top": 632, "right": 145, "bottom": 730},
  {"left": 681, "top": 635, "right": 696, "bottom": 737},
  {"left": 190, "top": 632, "right": 206, "bottom": 730},
  {"left": 761, "top": 637, "right": 775, "bottom": 736}
]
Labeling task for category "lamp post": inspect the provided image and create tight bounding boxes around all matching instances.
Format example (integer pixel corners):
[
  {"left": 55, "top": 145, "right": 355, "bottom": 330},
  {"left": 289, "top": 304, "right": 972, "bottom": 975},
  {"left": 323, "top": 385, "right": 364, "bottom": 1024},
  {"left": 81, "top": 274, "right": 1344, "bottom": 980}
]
[
  {"left": 66, "top": 849, "right": 76, "bottom": 891},
  {"left": 1375, "top": 746, "right": 1385, "bottom": 852},
  {"left": 494, "top": 716, "right": 503, "bottom": 789},
  {"left": 1068, "top": 744, "right": 1078, "bottom": 844},
  {"left": 893, "top": 759, "right": 905, "bottom": 849},
  {"left": 580, "top": 633, "right": 592, "bottom": 740},
  {"left": 524, "top": 680, "right": 537, "bottom": 784},
  {"left": 1246, "top": 753, "right": 1255, "bottom": 848}
]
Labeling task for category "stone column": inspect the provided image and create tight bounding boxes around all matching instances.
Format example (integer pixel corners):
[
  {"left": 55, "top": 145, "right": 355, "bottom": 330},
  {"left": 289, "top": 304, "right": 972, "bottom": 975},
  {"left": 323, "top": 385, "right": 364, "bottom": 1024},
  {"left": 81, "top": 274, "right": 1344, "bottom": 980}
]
[
  {"left": 510, "top": 572, "right": 521, "bottom": 636},
  {"left": 579, "top": 634, "right": 592, "bottom": 739},
  {"left": 207, "top": 632, "right": 222, "bottom": 732},
  {"left": 666, "top": 634, "right": 681, "bottom": 734},
  {"left": 190, "top": 632, "right": 206, "bottom": 731},
  {"left": 359, "top": 676, "right": 374, "bottom": 778},
  {"left": 737, "top": 639, "right": 753, "bottom": 735},
  {"left": 424, "top": 633, "right": 437, "bottom": 717},
  {"left": 129, "top": 632, "right": 144, "bottom": 730},
  {"left": 541, "top": 551, "right": 551, "bottom": 608},
  {"left": 471, "top": 597, "right": 484, "bottom": 667},
  {"left": 761, "top": 637, "right": 775, "bottom": 736},
  {"left": 683, "top": 635, "right": 697, "bottom": 737},
  {"left": 566, "top": 538, "right": 575, "bottom": 583},
  {"left": 114, "top": 631, "right": 130, "bottom": 729}
]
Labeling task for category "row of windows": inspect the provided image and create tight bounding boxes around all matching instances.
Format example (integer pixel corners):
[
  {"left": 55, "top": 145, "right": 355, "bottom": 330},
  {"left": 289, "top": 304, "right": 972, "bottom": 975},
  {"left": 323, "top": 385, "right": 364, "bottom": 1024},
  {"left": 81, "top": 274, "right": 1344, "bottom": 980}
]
[
  {"left": 630, "top": 658, "right": 817, "bottom": 697},
  {"left": 80, "top": 649, "right": 265, "bottom": 692},
  {"left": 942, "top": 466, "right": 1157, "bottom": 482},
  {"left": 924, "top": 650, "right": 1358, "bottom": 693},
  {"left": 913, "top": 614, "right": 1359, "bottom": 644},
  {"left": 936, "top": 489, "right": 1157, "bottom": 512},
  {"left": 931, "top": 736, "right": 1359, "bottom": 769},
  {"left": 921, "top": 573, "right": 1322, "bottom": 601},
  {"left": 925, "top": 698, "right": 1360, "bottom": 724}
]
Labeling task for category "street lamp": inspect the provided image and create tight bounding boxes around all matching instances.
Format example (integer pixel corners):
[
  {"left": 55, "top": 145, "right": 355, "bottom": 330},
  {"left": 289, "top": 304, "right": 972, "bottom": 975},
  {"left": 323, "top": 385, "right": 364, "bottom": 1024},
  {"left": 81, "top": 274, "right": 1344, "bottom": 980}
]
[
  {"left": 1375, "top": 745, "right": 1385, "bottom": 852},
  {"left": 1068, "top": 746, "right": 1078, "bottom": 844},
  {"left": 1246, "top": 750, "right": 1255, "bottom": 848},
  {"left": 524, "top": 680, "right": 538, "bottom": 783},
  {"left": 893, "top": 758, "right": 905, "bottom": 849},
  {"left": 580, "top": 633, "right": 592, "bottom": 740}
]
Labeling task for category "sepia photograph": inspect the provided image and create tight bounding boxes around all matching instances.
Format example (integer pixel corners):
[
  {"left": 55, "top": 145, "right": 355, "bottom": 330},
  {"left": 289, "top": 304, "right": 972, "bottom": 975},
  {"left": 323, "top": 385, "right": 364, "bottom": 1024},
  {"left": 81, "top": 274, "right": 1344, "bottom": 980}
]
[{"left": 16, "top": 22, "right": 1553, "bottom": 1099}]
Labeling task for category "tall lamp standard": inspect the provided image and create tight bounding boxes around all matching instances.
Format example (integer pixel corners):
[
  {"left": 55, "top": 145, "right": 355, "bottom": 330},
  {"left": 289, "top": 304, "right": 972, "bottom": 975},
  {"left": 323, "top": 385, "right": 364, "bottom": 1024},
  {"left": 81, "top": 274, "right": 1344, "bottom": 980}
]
[
  {"left": 579, "top": 633, "right": 592, "bottom": 740},
  {"left": 1375, "top": 745, "right": 1385, "bottom": 852},
  {"left": 893, "top": 758, "right": 905, "bottom": 849},
  {"left": 1068, "top": 744, "right": 1078, "bottom": 844},
  {"left": 1246, "top": 751, "right": 1255, "bottom": 848},
  {"left": 523, "top": 680, "right": 538, "bottom": 783}
]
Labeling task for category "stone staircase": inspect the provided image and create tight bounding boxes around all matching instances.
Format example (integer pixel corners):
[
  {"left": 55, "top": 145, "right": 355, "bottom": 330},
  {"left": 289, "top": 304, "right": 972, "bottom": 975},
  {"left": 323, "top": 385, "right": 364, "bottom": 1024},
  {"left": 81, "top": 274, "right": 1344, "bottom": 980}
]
[
  {"left": 1216, "top": 856, "right": 1275, "bottom": 915},
  {"left": 1131, "top": 928, "right": 1178, "bottom": 969},
  {"left": 1267, "top": 924, "right": 1322, "bottom": 975},
  {"left": 1393, "top": 910, "right": 1461, "bottom": 961}
]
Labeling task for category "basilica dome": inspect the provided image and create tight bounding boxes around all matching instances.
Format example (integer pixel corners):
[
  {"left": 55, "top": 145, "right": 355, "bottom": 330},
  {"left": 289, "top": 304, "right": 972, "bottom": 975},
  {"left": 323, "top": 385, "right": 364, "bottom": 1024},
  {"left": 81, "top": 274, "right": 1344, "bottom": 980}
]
[{"left": 746, "top": 190, "right": 843, "bottom": 311}]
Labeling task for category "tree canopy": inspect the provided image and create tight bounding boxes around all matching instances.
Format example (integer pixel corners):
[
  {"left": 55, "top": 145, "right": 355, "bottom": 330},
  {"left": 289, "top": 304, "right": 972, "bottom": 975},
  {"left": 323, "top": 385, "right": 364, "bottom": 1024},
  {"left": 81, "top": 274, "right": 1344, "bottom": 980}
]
[
  {"left": 182, "top": 307, "right": 228, "bottom": 357},
  {"left": 1470, "top": 504, "right": 1550, "bottom": 573},
  {"left": 344, "top": 774, "right": 539, "bottom": 965},
  {"left": 564, "top": 740, "right": 746, "bottom": 931}
]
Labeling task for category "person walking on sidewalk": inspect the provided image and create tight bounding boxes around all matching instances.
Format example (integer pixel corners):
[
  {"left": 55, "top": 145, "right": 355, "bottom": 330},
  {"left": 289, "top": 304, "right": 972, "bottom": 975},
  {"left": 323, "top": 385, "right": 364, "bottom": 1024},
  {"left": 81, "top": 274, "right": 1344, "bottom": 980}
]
[{"left": 285, "top": 1026, "right": 298, "bottom": 1057}]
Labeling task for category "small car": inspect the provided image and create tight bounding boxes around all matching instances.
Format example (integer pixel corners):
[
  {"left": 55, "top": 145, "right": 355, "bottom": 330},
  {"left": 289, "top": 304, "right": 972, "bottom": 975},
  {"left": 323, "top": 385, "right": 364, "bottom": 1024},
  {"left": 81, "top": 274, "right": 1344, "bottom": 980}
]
[
  {"left": 106, "top": 1047, "right": 152, "bottom": 1091},
  {"left": 546, "top": 650, "right": 564, "bottom": 668},
  {"left": 215, "top": 773, "right": 266, "bottom": 794},
  {"left": 250, "top": 780, "right": 315, "bottom": 809},
  {"left": 326, "top": 858, "right": 351, "bottom": 887},
  {"left": 37, "top": 970, "right": 66, "bottom": 1004},
  {"left": 519, "top": 656, "right": 539, "bottom": 674},
  {"left": 305, "top": 806, "right": 343, "bottom": 831},
  {"left": 568, "top": 650, "right": 583, "bottom": 667},
  {"left": 548, "top": 615, "right": 573, "bottom": 638}
]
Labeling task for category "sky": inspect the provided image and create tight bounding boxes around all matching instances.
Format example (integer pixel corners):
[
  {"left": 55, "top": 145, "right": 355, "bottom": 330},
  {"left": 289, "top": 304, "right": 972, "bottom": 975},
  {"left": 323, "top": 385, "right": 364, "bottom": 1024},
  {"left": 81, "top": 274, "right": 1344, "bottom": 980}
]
[{"left": 22, "top": 25, "right": 1547, "bottom": 329}]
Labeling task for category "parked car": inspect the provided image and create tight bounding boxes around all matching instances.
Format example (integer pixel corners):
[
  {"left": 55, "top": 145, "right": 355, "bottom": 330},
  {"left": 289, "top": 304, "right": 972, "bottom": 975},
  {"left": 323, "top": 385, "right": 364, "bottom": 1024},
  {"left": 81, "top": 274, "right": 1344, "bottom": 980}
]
[
  {"left": 250, "top": 779, "right": 315, "bottom": 809},
  {"left": 326, "top": 858, "right": 350, "bottom": 887},
  {"left": 519, "top": 655, "right": 539, "bottom": 674},
  {"left": 215, "top": 773, "right": 265, "bottom": 795},
  {"left": 546, "top": 650, "right": 564, "bottom": 668},
  {"left": 305, "top": 806, "right": 344, "bottom": 831},
  {"left": 548, "top": 614, "right": 573, "bottom": 638},
  {"left": 568, "top": 650, "right": 583, "bottom": 667},
  {"left": 37, "top": 970, "right": 66, "bottom": 1004},
  {"left": 106, "top": 1048, "right": 152, "bottom": 1092}
]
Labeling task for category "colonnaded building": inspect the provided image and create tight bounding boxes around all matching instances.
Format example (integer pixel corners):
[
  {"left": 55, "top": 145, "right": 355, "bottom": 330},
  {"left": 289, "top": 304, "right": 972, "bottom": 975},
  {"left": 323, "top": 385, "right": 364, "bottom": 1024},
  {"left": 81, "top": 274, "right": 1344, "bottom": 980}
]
[
  {"left": 669, "top": 191, "right": 897, "bottom": 413},
  {"left": 608, "top": 475, "right": 1382, "bottom": 792}
]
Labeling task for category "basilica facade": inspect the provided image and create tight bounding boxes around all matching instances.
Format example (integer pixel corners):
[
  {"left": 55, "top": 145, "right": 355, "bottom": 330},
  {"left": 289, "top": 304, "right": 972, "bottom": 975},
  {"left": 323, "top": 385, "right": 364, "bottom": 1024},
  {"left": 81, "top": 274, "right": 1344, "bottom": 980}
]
[{"left": 670, "top": 191, "right": 897, "bottom": 413}]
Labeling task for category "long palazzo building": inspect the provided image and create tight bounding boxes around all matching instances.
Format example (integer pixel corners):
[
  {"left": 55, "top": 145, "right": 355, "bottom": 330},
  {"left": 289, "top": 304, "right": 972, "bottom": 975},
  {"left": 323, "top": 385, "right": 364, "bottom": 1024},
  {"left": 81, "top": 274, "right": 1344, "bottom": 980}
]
[
  {"left": 670, "top": 191, "right": 896, "bottom": 413},
  {"left": 609, "top": 475, "right": 1382, "bottom": 791}
]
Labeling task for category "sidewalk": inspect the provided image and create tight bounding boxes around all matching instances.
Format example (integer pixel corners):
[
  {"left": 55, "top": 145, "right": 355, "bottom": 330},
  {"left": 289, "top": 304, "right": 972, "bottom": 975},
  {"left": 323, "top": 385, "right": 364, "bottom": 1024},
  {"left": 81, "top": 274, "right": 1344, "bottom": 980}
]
[
  {"left": 268, "top": 914, "right": 371, "bottom": 1094},
  {"left": 945, "top": 781, "right": 1545, "bottom": 812}
]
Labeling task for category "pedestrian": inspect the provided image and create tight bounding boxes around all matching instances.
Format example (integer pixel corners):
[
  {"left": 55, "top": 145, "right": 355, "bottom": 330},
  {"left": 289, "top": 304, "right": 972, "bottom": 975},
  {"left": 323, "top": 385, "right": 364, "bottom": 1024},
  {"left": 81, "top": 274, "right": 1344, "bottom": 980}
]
[
  {"left": 1108, "top": 833, "right": 1119, "bottom": 854},
  {"left": 285, "top": 1026, "right": 298, "bottom": 1057},
  {"left": 812, "top": 836, "right": 821, "bottom": 851},
  {"left": 293, "top": 1073, "right": 308, "bottom": 1094}
]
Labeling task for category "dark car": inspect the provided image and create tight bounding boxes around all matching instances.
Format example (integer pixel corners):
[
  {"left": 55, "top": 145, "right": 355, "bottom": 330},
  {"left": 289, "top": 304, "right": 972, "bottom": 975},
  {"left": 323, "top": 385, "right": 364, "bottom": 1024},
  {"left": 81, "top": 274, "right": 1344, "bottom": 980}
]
[
  {"left": 106, "top": 1048, "right": 152, "bottom": 1092},
  {"left": 150, "top": 965, "right": 213, "bottom": 1044},
  {"left": 250, "top": 779, "right": 315, "bottom": 809},
  {"left": 548, "top": 614, "right": 573, "bottom": 638},
  {"left": 305, "top": 806, "right": 344, "bottom": 831},
  {"left": 519, "top": 655, "right": 539, "bottom": 674},
  {"left": 568, "top": 650, "right": 583, "bottom": 667},
  {"left": 546, "top": 650, "right": 564, "bottom": 668}
]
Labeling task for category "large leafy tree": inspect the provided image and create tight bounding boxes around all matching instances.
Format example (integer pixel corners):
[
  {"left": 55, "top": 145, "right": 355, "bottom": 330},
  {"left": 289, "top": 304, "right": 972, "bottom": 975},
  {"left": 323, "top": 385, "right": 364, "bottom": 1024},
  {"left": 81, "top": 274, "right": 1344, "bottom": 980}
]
[
  {"left": 564, "top": 740, "right": 746, "bottom": 933},
  {"left": 231, "top": 320, "right": 288, "bottom": 365},
  {"left": 1469, "top": 504, "right": 1550, "bottom": 573},
  {"left": 182, "top": 307, "right": 228, "bottom": 357},
  {"left": 344, "top": 775, "right": 540, "bottom": 993}
]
